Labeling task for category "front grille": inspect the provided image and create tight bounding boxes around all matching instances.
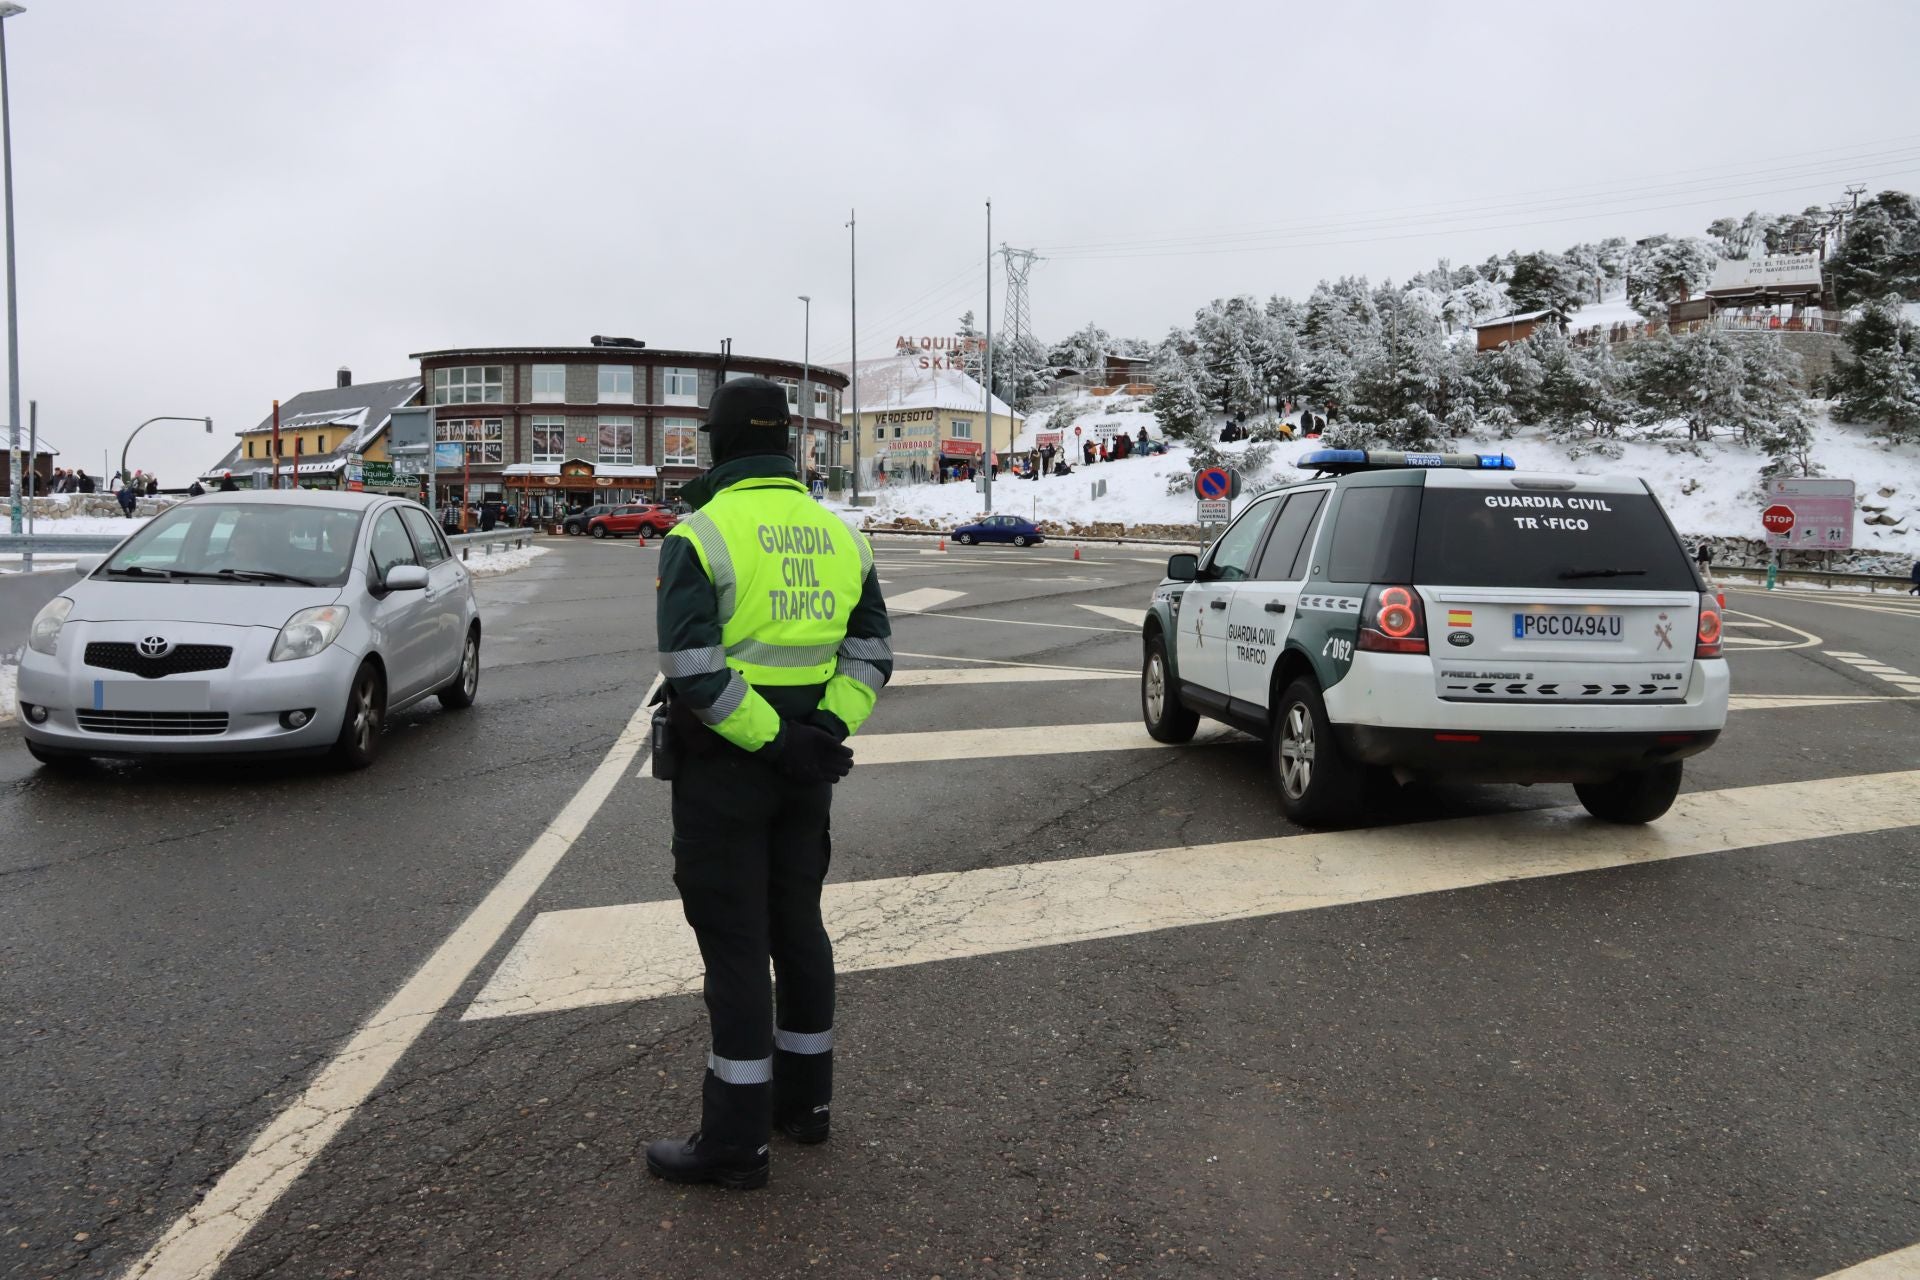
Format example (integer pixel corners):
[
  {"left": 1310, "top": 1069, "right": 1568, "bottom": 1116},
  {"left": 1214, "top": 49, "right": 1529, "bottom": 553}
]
[
  {"left": 85, "top": 642, "right": 233, "bottom": 678},
  {"left": 75, "top": 711, "right": 229, "bottom": 737}
]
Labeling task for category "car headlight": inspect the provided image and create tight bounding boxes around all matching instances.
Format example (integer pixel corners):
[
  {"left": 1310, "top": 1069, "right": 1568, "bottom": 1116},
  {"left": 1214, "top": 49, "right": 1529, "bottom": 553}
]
[
  {"left": 270, "top": 605, "right": 349, "bottom": 662},
  {"left": 28, "top": 596, "right": 73, "bottom": 656}
]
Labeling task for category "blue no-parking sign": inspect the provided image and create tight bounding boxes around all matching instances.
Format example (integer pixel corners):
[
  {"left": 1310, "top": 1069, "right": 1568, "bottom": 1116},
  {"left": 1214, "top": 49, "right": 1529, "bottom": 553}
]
[{"left": 1195, "top": 467, "right": 1232, "bottom": 500}]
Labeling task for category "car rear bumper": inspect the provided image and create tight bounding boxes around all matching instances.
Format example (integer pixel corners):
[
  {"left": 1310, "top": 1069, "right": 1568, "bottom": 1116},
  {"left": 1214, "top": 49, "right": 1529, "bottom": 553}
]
[
  {"left": 1334, "top": 725, "right": 1720, "bottom": 783},
  {"left": 1324, "top": 654, "right": 1730, "bottom": 733}
]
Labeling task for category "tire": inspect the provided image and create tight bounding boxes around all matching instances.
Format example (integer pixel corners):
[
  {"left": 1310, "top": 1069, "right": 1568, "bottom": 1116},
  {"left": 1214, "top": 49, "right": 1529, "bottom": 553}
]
[
  {"left": 1141, "top": 634, "right": 1199, "bottom": 744},
  {"left": 1013, "top": 535, "right": 1030, "bottom": 547},
  {"left": 1271, "top": 676, "right": 1366, "bottom": 826},
  {"left": 635, "top": 526, "right": 651, "bottom": 543},
  {"left": 590, "top": 523, "right": 608, "bottom": 539},
  {"left": 330, "top": 662, "right": 385, "bottom": 770},
  {"left": 956, "top": 532, "right": 974, "bottom": 545},
  {"left": 26, "top": 741, "right": 91, "bottom": 771},
  {"left": 439, "top": 628, "right": 480, "bottom": 710},
  {"left": 565, "top": 523, "right": 581, "bottom": 537},
  {"left": 1575, "top": 762, "right": 1683, "bottom": 824}
]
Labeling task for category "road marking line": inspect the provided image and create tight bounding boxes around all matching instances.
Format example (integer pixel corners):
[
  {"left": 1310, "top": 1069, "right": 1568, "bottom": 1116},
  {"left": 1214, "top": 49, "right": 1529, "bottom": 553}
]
[
  {"left": 1077, "top": 603, "right": 1148, "bottom": 626},
  {"left": 887, "top": 666, "right": 1132, "bottom": 687},
  {"left": 1723, "top": 636, "right": 1797, "bottom": 648},
  {"left": 1817, "top": 1243, "right": 1920, "bottom": 1279},
  {"left": 1728, "top": 693, "right": 1920, "bottom": 711},
  {"left": 887, "top": 587, "right": 967, "bottom": 614},
  {"left": 893, "top": 610, "right": 1134, "bottom": 634},
  {"left": 125, "top": 679, "right": 661, "bottom": 1280},
  {"left": 1720, "top": 619, "right": 1776, "bottom": 628},
  {"left": 1722, "top": 608, "right": 1822, "bottom": 651},
  {"left": 893, "top": 649, "right": 1130, "bottom": 674},
  {"left": 463, "top": 767, "right": 1920, "bottom": 1021}
]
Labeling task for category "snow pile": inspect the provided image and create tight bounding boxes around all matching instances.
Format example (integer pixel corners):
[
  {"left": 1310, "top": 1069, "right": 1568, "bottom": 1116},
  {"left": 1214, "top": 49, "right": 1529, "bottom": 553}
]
[
  {"left": 463, "top": 543, "right": 548, "bottom": 578},
  {"left": 0, "top": 661, "right": 15, "bottom": 724},
  {"left": 846, "top": 396, "right": 1920, "bottom": 568}
]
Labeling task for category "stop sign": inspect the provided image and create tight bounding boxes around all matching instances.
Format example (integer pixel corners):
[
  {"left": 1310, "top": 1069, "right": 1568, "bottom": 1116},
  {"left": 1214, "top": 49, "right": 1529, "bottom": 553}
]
[
  {"left": 1762, "top": 504, "right": 1795, "bottom": 536},
  {"left": 1073, "top": 425, "right": 1082, "bottom": 437}
]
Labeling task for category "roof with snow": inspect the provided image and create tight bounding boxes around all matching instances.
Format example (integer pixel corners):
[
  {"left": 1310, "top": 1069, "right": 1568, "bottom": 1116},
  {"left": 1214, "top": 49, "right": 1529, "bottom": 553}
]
[
  {"left": 829, "top": 356, "right": 1021, "bottom": 421},
  {"left": 1472, "top": 308, "right": 1561, "bottom": 329},
  {"left": 203, "top": 376, "right": 423, "bottom": 479}
]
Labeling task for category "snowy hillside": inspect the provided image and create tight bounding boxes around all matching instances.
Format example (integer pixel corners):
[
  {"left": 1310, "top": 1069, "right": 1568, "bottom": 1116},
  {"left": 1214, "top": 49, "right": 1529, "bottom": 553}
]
[{"left": 847, "top": 391, "right": 1920, "bottom": 570}]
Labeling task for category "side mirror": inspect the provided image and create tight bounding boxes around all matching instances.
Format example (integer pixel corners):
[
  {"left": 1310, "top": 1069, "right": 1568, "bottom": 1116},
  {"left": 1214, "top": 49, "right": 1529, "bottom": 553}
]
[
  {"left": 383, "top": 564, "right": 429, "bottom": 592},
  {"left": 72, "top": 556, "right": 104, "bottom": 577},
  {"left": 1166, "top": 553, "right": 1199, "bottom": 583}
]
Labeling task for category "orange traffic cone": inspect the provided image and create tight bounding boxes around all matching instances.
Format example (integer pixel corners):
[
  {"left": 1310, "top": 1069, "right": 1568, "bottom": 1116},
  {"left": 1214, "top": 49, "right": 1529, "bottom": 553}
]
[
  {"left": 938, "top": 536, "right": 946, "bottom": 551},
  {"left": 1073, "top": 544, "right": 1082, "bottom": 561}
]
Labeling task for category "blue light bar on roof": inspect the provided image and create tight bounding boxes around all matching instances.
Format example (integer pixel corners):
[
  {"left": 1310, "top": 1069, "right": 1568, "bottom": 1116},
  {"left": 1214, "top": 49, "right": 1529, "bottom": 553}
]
[{"left": 1302, "top": 449, "right": 1516, "bottom": 474}]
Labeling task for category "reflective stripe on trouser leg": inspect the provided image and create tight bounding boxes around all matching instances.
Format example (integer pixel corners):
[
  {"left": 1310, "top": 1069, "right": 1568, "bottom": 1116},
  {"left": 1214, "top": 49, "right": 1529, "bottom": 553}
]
[
  {"left": 708, "top": 1053, "right": 774, "bottom": 1085},
  {"left": 773, "top": 1027, "right": 833, "bottom": 1054}
]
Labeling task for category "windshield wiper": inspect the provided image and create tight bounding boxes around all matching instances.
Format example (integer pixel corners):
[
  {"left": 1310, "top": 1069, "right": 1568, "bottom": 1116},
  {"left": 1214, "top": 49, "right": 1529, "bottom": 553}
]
[
  {"left": 213, "top": 568, "right": 323, "bottom": 587},
  {"left": 1558, "top": 568, "right": 1648, "bottom": 580},
  {"left": 104, "top": 565, "right": 184, "bottom": 579}
]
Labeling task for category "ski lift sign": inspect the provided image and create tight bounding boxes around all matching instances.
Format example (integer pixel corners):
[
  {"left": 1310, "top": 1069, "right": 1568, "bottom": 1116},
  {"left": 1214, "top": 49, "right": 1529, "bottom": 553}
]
[{"left": 1762, "top": 477, "right": 1854, "bottom": 549}]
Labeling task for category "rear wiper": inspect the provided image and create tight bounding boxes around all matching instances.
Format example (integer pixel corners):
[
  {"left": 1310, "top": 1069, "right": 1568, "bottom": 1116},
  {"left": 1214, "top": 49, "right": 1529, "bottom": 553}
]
[
  {"left": 213, "top": 568, "right": 323, "bottom": 586},
  {"left": 1558, "top": 568, "right": 1647, "bottom": 580}
]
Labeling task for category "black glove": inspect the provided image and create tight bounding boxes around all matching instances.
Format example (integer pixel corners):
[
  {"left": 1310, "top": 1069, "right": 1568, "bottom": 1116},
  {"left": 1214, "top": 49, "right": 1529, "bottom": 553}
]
[
  {"left": 762, "top": 722, "right": 855, "bottom": 784},
  {"left": 667, "top": 696, "right": 722, "bottom": 757}
]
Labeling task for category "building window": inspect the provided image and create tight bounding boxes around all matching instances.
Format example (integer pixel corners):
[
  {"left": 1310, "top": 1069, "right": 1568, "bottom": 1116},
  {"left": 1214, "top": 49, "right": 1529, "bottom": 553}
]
[
  {"left": 724, "top": 370, "right": 752, "bottom": 384},
  {"left": 950, "top": 418, "right": 972, "bottom": 439},
  {"left": 812, "top": 386, "right": 831, "bottom": 420},
  {"left": 663, "top": 368, "right": 699, "bottom": 404},
  {"left": 532, "top": 416, "right": 566, "bottom": 463},
  {"left": 532, "top": 364, "right": 566, "bottom": 403},
  {"left": 246, "top": 440, "right": 255, "bottom": 458},
  {"left": 893, "top": 426, "right": 903, "bottom": 438},
  {"left": 598, "top": 365, "right": 634, "bottom": 403},
  {"left": 436, "top": 417, "right": 504, "bottom": 464},
  {"left": 773, "top": 377, "right": 799, "bottom": 411},
  {"left": 598, "top": 415, "right": 635, "bottom": 464},
  {"left": 873, "top": 425, "right": 883, "bottom": 442},
  {"left": 433, "top": 366, "right": 504, "bottom": 405},
  {"left": 662, "top": 417, "right": 699, "bottom": 467},
  {"left": 316, "top": 434, "right": 327, "bottom": 453}
]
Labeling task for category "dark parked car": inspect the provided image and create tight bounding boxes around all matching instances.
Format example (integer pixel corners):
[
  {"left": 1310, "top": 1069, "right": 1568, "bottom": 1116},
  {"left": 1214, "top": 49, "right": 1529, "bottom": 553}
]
[
  {"left": 1134, "top": 438, "right": 1169, "bottom": 456},
  {"left": 561, "top": 503, "right": 619, "bottom": 536},
  {"left": 952, "top": 514, "right": 1045, "bottom": 547}
]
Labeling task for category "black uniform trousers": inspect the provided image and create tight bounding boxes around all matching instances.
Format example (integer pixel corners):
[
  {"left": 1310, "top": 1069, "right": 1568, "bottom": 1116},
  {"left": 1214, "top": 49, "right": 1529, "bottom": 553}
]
[{"left": 670, "top": 741, "right": 835, "bottom": 1150}]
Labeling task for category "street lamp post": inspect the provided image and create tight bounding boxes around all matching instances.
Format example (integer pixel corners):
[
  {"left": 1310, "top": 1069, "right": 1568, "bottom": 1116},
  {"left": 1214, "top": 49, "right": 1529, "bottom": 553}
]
[
  {"left": 120, "top": 416, "right": 213, "bottom": 489},
  {"left": 796, "top": 294, "right": 810, "bottom": 480},
  {"left": 2, "top": 3, "right": 25, "bottom": 535}
]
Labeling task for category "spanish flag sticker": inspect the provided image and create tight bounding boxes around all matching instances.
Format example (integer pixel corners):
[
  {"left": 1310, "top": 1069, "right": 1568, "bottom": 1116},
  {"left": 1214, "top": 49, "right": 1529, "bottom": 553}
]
[{"left": 1447, "top": 609, "right": 1474, "bottom": 627}]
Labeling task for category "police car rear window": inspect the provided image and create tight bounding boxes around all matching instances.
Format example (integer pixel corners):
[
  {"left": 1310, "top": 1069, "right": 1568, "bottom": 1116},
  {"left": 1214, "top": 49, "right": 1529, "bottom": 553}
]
[
  {"left": 1413, "top": 489, "right": 1697, "bottom": 591},
  {"left": 1325, "top": 485, "right": 1420, "bottom": 583}
]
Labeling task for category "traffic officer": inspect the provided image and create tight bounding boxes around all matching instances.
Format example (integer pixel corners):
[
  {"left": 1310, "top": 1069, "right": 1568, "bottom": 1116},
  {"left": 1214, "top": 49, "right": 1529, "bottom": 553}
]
[{"left": 646, "top": 375, "right": 892, "bottom": 1190}]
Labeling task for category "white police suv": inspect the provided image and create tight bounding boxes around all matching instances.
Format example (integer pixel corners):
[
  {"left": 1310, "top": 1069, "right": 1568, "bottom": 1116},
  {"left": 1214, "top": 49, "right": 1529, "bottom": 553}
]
[{"left": 1139, "top": 450, "right": 1729, "bottom": 826}]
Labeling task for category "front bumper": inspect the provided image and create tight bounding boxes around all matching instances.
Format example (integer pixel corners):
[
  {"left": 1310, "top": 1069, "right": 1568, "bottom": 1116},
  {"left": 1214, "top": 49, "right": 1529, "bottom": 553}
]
[{"left": 16, "top": 620, "right": 360, "bottom": 757}]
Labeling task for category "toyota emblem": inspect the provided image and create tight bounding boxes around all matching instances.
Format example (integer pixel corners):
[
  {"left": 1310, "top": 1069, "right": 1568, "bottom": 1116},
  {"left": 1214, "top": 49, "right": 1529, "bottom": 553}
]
[{"left": 138, "top": 635, "right": 173, "bottom": 658}]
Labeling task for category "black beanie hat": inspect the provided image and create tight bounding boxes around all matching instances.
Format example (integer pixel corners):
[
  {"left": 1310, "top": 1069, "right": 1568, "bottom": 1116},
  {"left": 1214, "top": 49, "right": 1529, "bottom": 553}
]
[{"left": 702, "top": 376, "right": 791, "bottom": 462}]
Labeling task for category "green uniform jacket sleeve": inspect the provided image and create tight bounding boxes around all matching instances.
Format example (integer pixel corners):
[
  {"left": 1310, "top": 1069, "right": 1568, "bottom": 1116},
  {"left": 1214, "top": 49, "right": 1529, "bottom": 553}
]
[
  {"left": 816, "top": 565, "right": 893, "bottom": 738},
  {"left": 655, "top": 531, "right": 783, "bottom": 752}
]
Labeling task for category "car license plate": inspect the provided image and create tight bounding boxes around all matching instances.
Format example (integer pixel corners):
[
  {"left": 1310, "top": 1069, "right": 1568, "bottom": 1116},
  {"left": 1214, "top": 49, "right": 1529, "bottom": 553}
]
[
  {"left": 1513, "top": 612, "right": 1622, "bottom": 641},
  {"left": 93, "top": 679, "right": 211, "bottom": 711}
]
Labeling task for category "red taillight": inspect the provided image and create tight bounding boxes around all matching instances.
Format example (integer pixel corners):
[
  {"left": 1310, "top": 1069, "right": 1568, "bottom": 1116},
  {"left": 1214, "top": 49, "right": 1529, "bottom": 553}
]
[
  {"left": 1358, "top": 584, "right": 1429, "bottom": 654},
  {"left": 1695, "top": 595, "right": 1723, "bottom": 658}
]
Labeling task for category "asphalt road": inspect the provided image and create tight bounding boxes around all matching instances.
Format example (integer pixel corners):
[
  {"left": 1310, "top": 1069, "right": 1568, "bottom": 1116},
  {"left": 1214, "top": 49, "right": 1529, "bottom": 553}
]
[{"left": 1, "top": 537, "right": 1915, "bottom": 1280}]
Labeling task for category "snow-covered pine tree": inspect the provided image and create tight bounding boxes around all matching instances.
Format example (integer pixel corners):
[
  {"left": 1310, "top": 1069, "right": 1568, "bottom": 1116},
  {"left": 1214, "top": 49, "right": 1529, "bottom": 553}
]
[
  {"left": 1192, "top": 297, "right": 1267, "bottom": 419},
  {"left": 1626, "top": 238, "right": 1718, "bottom": 320},
  {"left": 1342, "top": 289, "right": 1448, "bottom": 450},
  {"left": 1828, "top": 192, "right": 1920, "bottom": 306},
  {"left": 1147, "top": 329, "right": 1210, "bottom": 442},
  {"left": 1529, "top": 328, "right": 1629, "bottom": 455},
  {"left": 1506, "top": 251, "right": 1586, "bottom": 315},
  {"left": 1831, "top": 298, "right": 1920, "bottom": 443}
]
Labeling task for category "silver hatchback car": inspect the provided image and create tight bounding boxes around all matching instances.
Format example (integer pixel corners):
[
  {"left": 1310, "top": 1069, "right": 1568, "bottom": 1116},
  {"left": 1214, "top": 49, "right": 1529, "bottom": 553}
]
[{"left": 16, "top": 491, "right": 481, "bottom": 769}]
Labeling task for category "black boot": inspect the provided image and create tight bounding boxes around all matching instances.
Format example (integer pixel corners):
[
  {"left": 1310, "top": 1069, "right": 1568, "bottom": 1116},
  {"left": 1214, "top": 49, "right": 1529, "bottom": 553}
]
[
  {"left": 644, "top": 1131, "right": 769, "bottom": 1190},
  {"left": 772, "top": 1046, "right": 832, "bottom": 1144}
]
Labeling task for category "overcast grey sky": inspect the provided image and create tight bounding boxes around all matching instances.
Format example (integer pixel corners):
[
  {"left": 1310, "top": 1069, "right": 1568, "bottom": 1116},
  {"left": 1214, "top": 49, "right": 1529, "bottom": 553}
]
[{"left": 11, "top": 0, "right": 1920, "bottom": 478}]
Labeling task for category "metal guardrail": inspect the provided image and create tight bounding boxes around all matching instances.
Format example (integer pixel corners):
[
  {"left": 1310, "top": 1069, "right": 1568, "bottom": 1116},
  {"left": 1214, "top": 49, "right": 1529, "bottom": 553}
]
[
  {"left": 446, "top": 528, "right": 538, "bottom": 560},
  {"left": 1717, "top": 567, "right": 1913, "bottom": 593}
]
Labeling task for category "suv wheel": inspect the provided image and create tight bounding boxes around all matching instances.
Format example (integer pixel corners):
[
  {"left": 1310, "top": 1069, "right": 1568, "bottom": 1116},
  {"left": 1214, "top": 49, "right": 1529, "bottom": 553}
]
[
  {"left": 1271, "top": 677, "right": 1365, "bottom": 826},
  {"left": 1574, "top": 762, "right": 1683, "bottom": 824},
  {"left": 590, "top": 523, "right": 609, "bottom": 539},
  {"left": 1141, "top": 634, "right": 1199, "bottom": 743}
]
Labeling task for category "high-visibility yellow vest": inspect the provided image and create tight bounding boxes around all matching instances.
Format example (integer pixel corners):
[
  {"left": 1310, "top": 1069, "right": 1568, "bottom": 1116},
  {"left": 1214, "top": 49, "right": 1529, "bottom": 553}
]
[{"left": 667, "top": 476, "right": 873, "bottom": 688}]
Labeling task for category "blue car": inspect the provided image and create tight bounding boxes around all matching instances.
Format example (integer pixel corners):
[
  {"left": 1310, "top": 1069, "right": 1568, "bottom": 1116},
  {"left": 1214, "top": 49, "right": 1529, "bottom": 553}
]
[{"left": 952, "top": 514, "right": 1045, "bottom": 547}]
